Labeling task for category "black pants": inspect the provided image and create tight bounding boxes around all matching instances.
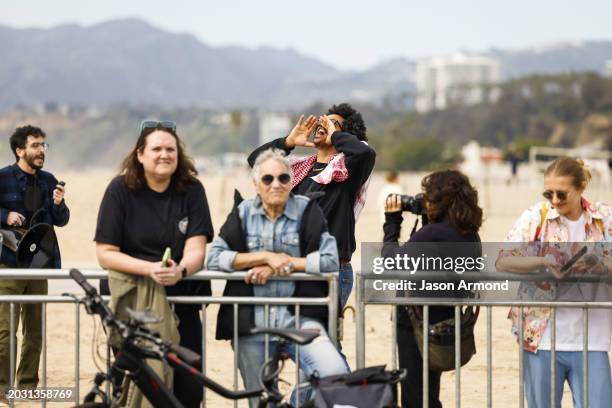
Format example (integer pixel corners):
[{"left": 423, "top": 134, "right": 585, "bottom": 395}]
[{"left": 396, "top": 307, "right": 443, "bottom": 408}]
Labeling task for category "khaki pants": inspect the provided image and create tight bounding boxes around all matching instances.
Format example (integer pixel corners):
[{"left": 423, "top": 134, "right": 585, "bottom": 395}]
[
  {"left": 0, "top": 279, "right": 47, "bottom": 392},
  {"left": 108, "top": 270, "right": 179, "bottom": 408}
]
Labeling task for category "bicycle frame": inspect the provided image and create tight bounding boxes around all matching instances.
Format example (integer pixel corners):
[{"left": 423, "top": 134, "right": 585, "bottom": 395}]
[
  {"left": 110, "top": 342, "right": 183, "bottom": 408},
  {"left": 70, "top": 269, "right": 275, "bottom": 407}
]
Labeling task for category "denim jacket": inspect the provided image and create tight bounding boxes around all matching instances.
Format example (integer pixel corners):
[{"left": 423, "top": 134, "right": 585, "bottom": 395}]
[{"left": 207, "top": 194, "right": 339, "bottom": 333}]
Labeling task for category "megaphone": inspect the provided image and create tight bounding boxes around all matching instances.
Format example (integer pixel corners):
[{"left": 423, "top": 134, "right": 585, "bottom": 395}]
[
  {"left": 16, "top": 223, "right": 58, "bottom": 268},
  {"left": 0, "top": 208, "right": 59, "bottom": 269}
]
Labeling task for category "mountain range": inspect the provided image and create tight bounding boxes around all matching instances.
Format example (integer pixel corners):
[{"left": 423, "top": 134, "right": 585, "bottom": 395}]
[{"left": 1, "top": 19, "right": 611, "bottom": 111}]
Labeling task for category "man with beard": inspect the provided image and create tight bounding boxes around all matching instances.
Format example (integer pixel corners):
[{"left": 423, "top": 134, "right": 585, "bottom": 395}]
[
  {"left": 248, "top": 103, "right": 375, "bottom": 310},
  {"left": 0, "top": 125, "right": 69, "bottom": 399}
]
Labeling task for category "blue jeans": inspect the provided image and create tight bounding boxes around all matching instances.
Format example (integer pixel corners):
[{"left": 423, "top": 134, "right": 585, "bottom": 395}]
[
  {"left": 339, "top": 262, "right": 353, "bottom": 309},
  {"left": 524, "top": 350, "right": 612, "bottom": 408},
  {"left": 234, "top": 318, "right": 349, "bottom": 408}
]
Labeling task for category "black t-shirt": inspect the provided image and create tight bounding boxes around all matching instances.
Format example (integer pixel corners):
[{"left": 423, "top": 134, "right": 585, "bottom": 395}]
[
  {"left": 293, "top": 159, "right": 362, "bottom": 261},
  {"left": 308, "top": 162, "right": 326, "bottom": 176},
  {"left": 94, "top": 176, "right": 214, "bottom": 295},
  {"left": 23, "top": 173, "right": 43, "bottom": 225}
]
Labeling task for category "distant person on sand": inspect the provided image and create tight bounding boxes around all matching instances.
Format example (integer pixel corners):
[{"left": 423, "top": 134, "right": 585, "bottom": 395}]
[
  {"left": 506, "top": 150, "right": 520, "bottom": 185},
  {"left": 377, "top": 170, "right": 403, "bottom": 224},
  {"left": 0, "top": 125, "right": 70, "bottom": 400}
]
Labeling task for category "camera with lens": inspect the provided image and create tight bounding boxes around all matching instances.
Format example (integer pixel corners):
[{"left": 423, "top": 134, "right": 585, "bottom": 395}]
[{"left": 399, "top": 193, "right": 425, "bottom": 215}]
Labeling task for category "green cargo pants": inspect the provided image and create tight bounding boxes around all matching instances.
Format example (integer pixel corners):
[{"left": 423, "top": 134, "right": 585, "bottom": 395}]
[
  {"left": 108, "top": 270, "right": 180, "bottom": 408},
  {"left": 0, "top": 279, "right": 47, "bottom": 392}
]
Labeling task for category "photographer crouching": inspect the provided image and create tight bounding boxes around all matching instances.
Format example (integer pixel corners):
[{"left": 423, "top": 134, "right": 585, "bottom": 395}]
[{"left": 382, "top": 169, "right": 483, "bottom": 408}]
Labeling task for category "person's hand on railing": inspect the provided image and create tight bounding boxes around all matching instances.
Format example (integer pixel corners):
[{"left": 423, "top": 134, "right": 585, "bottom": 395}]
[
  {"left": 265, "top": 252, "right": 292, "bottom": 275},
  {"left": 150, "top": 259, "right": 182, "bottom": 286},
  {"left": 541, "top": 255, "right": 568, "bottom": 280},
  {"left": 573, "top": 254, "right": 610, "bottom": 276},
  {"left": 245, "top": 265, "right": 275, "bottom": 285}
]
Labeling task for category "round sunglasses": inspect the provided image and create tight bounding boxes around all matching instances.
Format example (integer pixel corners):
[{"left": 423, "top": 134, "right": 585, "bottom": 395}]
[
  {"left": 542, "top": 190, "right": 569, "bottom": 202},
  {"left": 261, "top": 173, "right": 291, "bottom": 185}
]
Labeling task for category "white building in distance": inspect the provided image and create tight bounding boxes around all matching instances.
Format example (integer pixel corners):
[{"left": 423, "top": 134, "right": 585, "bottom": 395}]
[
  {"left": 259, "top": 112, "right": 293, "bottom": 145},
  {"left": 415, "top": 53, "right": 501, "bottom": 112},
  {"left": 605, "top": 60, "right": 612, "bottom": 77}
]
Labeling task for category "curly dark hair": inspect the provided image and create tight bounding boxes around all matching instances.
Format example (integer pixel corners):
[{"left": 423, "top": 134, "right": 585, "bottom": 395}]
[
  {"left": 120, "top": 125, "right": 198, "bottom": 193},
  {"left": 327, "top": 103, "right": 367, "bottom": 141},
  {"left": 9, "top": 125, "right": 46, "bottom": 160},
  {"left": 421, "top": 170, "right": 483, "bottom": 235}
]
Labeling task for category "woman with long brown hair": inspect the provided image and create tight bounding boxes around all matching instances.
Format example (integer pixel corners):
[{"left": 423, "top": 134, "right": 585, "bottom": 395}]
[{"left": 94, "top": 120, "right": 214, "bottom": 408}]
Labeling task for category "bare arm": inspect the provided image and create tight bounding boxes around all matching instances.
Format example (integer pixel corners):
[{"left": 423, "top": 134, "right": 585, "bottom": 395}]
[
  {"left": 232, "top": 251, "right": 269, "bottom": 269},
  {"left": 496, "top": 255, "right": 564, "bottom": 279},
  {"left": 604, "top": 258, "right": 612, "bottom": 276},
  {"left": 179, "top": 235, "right": 207, "bottom": 276},
  {"left": 233, "top": 251, "right": 304, "bottom": 273},
  {"left": 244, "top": 256, "right": 307, "bottom": 285},
  {"left": 96, "top": 243, "right": 156, "bottom": 277}
]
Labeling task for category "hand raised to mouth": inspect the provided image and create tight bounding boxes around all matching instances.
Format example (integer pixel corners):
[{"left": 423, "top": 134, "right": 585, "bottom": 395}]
[
  {"left": 285, "top": 114, "right": 316, "bottom": 148},
  {"left": 318, "top": 115, "right": 337, "bottom": 145}
]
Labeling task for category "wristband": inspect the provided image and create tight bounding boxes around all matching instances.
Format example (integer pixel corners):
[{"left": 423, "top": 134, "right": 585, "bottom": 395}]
[{"left": 180, "top": 265, "right": 188, "bottom": 279}]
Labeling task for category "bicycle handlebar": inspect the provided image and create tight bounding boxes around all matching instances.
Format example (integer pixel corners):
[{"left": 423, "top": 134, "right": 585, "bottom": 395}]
[{"left": 70, "top": 268, "right": 97, "bottom": 296}]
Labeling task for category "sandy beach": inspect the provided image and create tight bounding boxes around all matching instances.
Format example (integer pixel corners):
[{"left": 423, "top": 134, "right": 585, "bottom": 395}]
[{"left": 4, "top": 168, "right": 611, "bottom": 407}]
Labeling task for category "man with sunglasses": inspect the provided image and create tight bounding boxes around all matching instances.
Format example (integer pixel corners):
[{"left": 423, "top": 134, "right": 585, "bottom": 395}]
[
  {"left": 248, "top": 103, "right": 375, "bottom": 310},
  {"left": 0, "top": 125, "right": 70, "bottom": 398}
]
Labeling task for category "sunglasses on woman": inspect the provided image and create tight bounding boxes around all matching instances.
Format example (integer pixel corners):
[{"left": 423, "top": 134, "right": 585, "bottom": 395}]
[
  {"left": 261, "top": 173, "right": 291, "bottom": 185},
  {"left": 139, "top": 120, "right": 177, "bottom": 133},
  {"left": 542, "top": 190, "right": 569, "bottom": 201}
]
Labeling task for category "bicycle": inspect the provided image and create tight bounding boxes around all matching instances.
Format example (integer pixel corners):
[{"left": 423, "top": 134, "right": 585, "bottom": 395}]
[{"left": 68, "top": 268, "right": 405, "bottom": 408}]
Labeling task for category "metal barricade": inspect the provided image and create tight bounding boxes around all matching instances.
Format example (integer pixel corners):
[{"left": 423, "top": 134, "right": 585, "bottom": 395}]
[
  {"left": 355, "top": 270, "right": 612, "bottom": 408},
  {"left": 0, "top": 269, "right": 339, "bottom": 408}
]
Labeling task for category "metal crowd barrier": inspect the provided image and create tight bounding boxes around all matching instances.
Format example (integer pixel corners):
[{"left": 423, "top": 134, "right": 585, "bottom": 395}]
[
  {"left": 355, "top": 271, "right": 612, "bottom": 408},
  {"left": 0, "top": 269, "right": 339, "bottom": 408}
]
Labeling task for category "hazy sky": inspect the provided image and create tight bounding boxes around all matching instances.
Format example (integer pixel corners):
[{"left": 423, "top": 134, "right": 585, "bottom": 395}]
[{"left": 3, "top": 1, "right": 611, "bottom": 70}]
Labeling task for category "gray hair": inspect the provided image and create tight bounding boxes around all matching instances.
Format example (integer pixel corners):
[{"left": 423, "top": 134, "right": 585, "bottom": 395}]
[{"left": 251, "top": 149, "right": 293, "bottom": 182}]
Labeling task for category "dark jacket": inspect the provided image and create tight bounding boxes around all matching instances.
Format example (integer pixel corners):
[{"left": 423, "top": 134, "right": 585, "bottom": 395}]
[
  {"left": 382, "top": 212, "right": 481, "bottom": 325},
  {"left": 215, "top": 191, "right": 331, "bottom": 340}
]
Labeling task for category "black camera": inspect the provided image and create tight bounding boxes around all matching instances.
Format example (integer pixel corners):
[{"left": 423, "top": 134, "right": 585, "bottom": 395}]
[{"left": 400, "top": 193, "right": 425, "bottom": 215}]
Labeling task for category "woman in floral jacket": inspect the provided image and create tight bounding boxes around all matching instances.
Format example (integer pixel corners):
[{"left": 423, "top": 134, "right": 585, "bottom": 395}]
[{"left": 496, "top": 157, "right": 611, "bottom": 408}]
